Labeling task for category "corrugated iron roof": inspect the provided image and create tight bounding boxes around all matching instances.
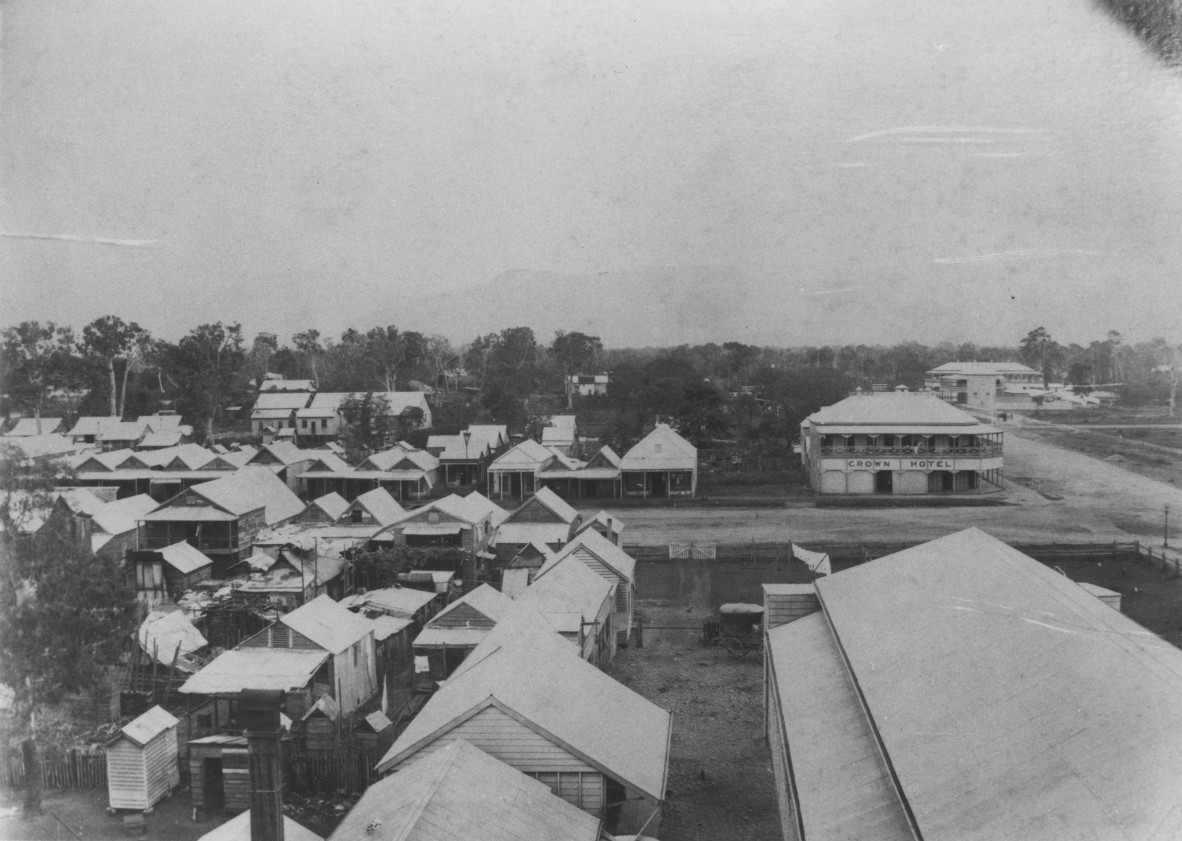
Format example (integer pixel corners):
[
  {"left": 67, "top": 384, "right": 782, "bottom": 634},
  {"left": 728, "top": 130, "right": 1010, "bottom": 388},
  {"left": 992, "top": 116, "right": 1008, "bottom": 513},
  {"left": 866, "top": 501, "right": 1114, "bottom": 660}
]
[
  {"left": 490, "top": 523, "right": 570, "bottom": 547},
  {"left": 253, "top": 392, "right": 315, "bottom": 412},
  {"left": 344, "top": 488, "right": 404, "bottom": 526},
  {"left": 185, "top": 467, "right": 304, "bottom": 523},
  {"left": 114, "top": 705, "right": 178, "bottom": 748},
  {"left": 806, "top": 393, "right": 992, "bottom": 427},
  {"left": 158, "top": 541, "right": 214, "bottom": 574},
  {"left": 814, "top": 527, "right": 1182, "bottom": 841},
  {"left": 423, "top": 584, "right": 512, "bottom": 628},
  {"left": 198, "top": 809, "right": 322, "bottom": 841},
  {"left": 766, "top": 613, "right": 914, "bottom": 841},
  {"left": 377, "top": 637, "right": 671, "bottom": 800},
  {"left": 92, "top": 494, "right": 157, "bottom": 536},
  {"left": 538, "top": 529, "right": 636, "bottom": 584},
  {"left": 307, "top": 492, "right": 349, "bottom": 522},
  {"left": 3, "top": 417, "right": 63, "bottom": 436},
  {"left": 620, "top": 424, "right": 697, "bottom": 471},
  {"left": 180, "top": 648, "right": 328, "bottom": 695},
  {"left": 926, "top": 361, "right": 1039, "bottom": 375},
  {"left": 487, "top": 439, "right": 555, "bottom": 470},
  {"left": 460, "top": 491, "right": 508, "bottom": 526},
  {"left": 516, "top": 560, "right": 614, "bottom": 633},
  {"left": 336, "top": 740, "right": 601, "bottom": 841},
  {"left": 341, "top": 586, "right": 437, "bottom": 618},
  {"left": 506, "top": 487, "right": 578, "bottom": 524},
  {"left": 280, "top": 594, "right": 373, "bottom": 653}
]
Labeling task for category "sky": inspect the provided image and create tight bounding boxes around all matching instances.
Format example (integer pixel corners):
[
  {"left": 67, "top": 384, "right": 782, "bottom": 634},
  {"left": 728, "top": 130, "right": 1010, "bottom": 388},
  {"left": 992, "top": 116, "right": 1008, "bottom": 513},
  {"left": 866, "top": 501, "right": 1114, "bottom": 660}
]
[{"left": 2, "top": 0, "right": 1181, "bottom": 347}]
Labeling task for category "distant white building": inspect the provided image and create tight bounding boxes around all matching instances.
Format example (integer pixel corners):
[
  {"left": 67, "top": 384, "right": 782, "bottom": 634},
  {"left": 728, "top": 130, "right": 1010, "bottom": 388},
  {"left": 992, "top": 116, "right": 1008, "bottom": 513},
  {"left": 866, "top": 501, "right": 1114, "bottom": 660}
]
[{"left": 566, "top": 373, "right": 609, "bottom": 397}]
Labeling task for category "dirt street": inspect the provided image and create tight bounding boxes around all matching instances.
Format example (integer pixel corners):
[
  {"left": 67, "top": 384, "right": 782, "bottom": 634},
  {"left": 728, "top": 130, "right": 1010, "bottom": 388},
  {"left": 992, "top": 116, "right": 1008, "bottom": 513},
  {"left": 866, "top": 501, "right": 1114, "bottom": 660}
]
[{"left": 592, "top": 426, "right": 1182, "bottom": 546}]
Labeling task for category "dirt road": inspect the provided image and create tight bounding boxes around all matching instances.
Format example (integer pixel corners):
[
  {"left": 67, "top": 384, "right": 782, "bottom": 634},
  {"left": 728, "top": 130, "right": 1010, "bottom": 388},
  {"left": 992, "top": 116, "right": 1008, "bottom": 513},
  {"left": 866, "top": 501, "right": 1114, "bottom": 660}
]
[{"left": 588, "top": 429, "right": 1182, "bottom": 545}]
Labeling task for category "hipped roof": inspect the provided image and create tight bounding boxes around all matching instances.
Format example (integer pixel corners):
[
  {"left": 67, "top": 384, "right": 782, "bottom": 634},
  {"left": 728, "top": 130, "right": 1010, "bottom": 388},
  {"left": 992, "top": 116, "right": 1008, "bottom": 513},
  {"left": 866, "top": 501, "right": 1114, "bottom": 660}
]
[{"left": 806, "top": 393, "right": 995, "bottom": 428}]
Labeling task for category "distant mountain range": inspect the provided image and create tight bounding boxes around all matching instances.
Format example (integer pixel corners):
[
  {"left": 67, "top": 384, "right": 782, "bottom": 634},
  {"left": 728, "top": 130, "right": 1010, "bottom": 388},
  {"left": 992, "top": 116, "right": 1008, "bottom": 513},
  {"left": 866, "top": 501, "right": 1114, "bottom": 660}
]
[{"left": 388, "top": 266, "right": 1115, "bottom": 348}]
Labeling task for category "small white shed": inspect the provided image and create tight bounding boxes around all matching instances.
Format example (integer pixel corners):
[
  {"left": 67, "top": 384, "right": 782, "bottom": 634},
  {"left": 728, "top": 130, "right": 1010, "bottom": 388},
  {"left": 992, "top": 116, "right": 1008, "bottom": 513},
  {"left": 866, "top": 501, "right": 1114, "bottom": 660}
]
[{"left": 106, "top": 705, "right": 181, "bottom": 811}]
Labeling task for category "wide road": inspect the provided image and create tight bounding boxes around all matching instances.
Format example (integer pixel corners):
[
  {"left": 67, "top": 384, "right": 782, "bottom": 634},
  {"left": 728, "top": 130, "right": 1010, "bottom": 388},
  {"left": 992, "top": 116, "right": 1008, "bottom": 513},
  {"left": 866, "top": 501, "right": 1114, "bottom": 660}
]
[{"left": 586, "top": 428, "right": 1182, "bottom": 546}]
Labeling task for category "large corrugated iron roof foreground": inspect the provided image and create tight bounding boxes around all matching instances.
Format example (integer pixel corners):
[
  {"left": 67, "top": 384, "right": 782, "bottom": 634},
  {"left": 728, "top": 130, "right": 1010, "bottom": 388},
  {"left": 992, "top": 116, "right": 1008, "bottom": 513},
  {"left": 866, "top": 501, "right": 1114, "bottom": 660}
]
[{"left": 797, "top": 527, "right": 1182, "bottom": 841}]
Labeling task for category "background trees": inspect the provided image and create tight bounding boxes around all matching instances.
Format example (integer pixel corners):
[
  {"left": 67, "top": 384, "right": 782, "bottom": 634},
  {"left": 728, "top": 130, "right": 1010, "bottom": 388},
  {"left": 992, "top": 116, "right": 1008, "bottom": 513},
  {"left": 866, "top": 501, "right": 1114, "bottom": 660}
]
[
  {"left": 80, "top": 315, "right": 151, "bottom": 418},
  {"left": 160, "top": 322, "right": 248, "bottom": 443},
  {"left": 0, "top": 322, "right": 77, "bottom": 427}
]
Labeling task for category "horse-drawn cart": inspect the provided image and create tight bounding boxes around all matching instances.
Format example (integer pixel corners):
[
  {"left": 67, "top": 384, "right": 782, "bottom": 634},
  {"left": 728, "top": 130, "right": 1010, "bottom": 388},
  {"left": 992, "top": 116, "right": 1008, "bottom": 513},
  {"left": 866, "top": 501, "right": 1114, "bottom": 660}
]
[{"left": 701, "top": 603, "right": 764, "bottom": 658}]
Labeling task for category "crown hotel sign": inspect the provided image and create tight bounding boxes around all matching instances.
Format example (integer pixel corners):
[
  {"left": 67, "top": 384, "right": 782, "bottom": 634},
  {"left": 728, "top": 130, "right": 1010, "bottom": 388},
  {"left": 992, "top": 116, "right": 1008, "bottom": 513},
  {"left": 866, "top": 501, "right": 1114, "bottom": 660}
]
[{"left": 834, "top": 457, "right": 1003, "bottom": 472}]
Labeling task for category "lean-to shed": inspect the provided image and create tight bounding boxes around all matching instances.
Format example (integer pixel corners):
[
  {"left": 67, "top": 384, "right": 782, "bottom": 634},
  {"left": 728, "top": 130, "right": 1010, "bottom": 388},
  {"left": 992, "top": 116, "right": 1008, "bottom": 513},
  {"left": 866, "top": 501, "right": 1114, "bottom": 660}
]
[{"left": 105, "top": 705, "right": 180, "bottom": 811}]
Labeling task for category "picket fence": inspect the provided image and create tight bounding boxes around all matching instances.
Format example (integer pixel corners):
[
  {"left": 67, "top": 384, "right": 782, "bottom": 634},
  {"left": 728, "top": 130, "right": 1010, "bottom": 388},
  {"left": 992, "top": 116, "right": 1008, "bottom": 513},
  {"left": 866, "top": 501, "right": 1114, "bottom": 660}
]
[{"left": 3, "top": 749, "right": 107, "bottom": 789}]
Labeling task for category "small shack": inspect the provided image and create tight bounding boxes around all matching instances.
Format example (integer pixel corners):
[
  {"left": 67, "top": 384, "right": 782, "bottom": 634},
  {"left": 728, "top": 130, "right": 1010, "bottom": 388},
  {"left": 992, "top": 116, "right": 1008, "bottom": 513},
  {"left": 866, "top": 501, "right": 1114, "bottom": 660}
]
[
  {"left": 302, "top": 694, "right": 341, "bottom": 752},
  {"left": 105, "top": 706, "right": 181, "bottom": 812}
]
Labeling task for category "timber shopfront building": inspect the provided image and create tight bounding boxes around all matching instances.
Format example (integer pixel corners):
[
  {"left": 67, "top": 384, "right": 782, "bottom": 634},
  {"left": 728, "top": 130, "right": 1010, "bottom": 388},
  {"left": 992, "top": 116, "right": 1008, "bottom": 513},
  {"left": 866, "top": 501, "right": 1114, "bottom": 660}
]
[{"left": 800, "top": 392, "right": 1003, "bottom": 495}]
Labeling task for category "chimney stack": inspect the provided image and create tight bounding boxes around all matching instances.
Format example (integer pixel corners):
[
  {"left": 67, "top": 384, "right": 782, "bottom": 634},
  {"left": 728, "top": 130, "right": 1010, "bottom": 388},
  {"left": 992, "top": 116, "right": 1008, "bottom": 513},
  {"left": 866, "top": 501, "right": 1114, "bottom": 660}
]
[{"left": 242, "top": 689, "right": 285, "bottom": 841}]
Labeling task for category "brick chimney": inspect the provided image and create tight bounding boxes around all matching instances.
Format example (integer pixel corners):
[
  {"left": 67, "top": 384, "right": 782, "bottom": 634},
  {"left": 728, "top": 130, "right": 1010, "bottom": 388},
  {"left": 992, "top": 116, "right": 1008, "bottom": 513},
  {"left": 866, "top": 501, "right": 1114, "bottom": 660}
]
[{"left": 241, "top": 689, "right": 285, "bottom": 841}]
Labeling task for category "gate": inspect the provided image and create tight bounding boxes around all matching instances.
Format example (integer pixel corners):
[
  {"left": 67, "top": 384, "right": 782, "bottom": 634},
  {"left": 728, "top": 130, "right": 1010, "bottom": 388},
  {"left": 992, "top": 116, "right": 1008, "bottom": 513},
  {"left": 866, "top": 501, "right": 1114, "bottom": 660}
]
[{"left": 669, "top": 542, "right": 717, "bottom": 560}]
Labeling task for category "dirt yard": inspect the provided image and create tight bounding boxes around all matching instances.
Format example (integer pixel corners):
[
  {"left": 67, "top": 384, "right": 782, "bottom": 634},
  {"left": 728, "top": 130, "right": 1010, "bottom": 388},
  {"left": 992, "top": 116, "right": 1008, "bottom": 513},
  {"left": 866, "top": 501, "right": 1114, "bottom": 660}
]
[{"left": 606, "top": 599, "right": 782, "bottom": 841}]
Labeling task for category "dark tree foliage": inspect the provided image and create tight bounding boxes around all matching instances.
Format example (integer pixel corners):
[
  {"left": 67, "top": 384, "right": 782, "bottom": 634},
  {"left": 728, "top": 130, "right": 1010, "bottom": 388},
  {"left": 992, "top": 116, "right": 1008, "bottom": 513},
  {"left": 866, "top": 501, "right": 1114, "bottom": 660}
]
[
  {"left": 161, "top": 322, "right": 249, "bottom": 443},
  {"left": 339, "top": 392, "right": 396, "bottom": 454}
]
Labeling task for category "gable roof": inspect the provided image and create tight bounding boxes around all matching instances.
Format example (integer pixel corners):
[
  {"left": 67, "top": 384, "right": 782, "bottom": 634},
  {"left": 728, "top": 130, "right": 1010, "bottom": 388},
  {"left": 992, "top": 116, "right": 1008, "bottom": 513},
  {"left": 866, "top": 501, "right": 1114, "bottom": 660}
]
[
  {"left": 505, "top": 487, "right": 579, "bottom": 525},
  {"left": 342, "top": 488, "right": 405, "bottom": 526},
  {"left": 584, "top": 445, "right": 621, "bottom": 470},
  {"left": 363, "top": 447, "right": 438, "bottom": 472},
  {"left": 487, "top": 439, "right": 555, "bottom": 471},
  {"left": 424, "top": 585, "right": 513, "bottom": 629},
  {"left": 438, "top": 435, "right": 492, "bottom": 461},
  {"left": 305, "top": 492, "right": 349, "bottom": 522},
  {"left": 538, "top": 528, "right": 636, "bottom": 585},
  {"left": 304, "top": 452, "right": 352, "bottom": 473},
  {"left": 67, "top": 416, "right": 124, "bottom": 438},
  {"left": 334, "top": 740, "right": 601, "bottom": 841},
  {"left": 279, "top": 594, "right": 373, "bottom": 653},
  {"left": 4, "top": 417, "right": 63, "bottom": 437},
  {"left": 388, "top": 494, "right": 487, "bottom": 529},
  {"left": 198, "top": 809, "right": 322, "bottom": 841},
  {"left": 465, "top": 425, "right": 508, "bottom": 449},
  {"left": 573, "top": 509, "right": 624, "bottom": 539},
  {"left": 450, "top": 490, "right": 506, "bottom": 526},
  {"left": 96, "top": 421, "right": 148, "bottom": 442},
  {"left": 515, "top": 559, "right": 614, "bottom": 636},
  {"left": 250, "top": 441, "right": 315, "bottom": 466},
  {"left": 55, "top": 488, "right": 107, "bottom": 518},
  {"left": 620, "top": 423, "right": 697, "bottom": 471},
  {"left": 112, "top": 705, "right": 178, "bottom": 748},
  {"left": 377, "top": 639, "right": 671, "bottom": 799},
  {"left": 794, "top": 528, "right": 1182, "bottom": 841},
  {"left": 138, "top": 414, "right": 185, "bottom": 432}
]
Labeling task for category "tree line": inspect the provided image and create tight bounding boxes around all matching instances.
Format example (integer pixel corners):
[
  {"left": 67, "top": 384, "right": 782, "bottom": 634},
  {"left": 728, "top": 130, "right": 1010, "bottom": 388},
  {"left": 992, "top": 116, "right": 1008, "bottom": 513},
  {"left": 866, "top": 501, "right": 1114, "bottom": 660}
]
[{"left": 3, "top": 318, "right": 1179, "bottom": 445}]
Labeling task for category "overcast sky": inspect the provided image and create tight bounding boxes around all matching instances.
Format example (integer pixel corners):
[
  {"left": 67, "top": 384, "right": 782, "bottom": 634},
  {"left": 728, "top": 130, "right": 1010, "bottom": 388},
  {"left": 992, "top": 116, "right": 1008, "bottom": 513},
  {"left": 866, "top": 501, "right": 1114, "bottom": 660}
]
[{"left": 3, "top": 0, "right": 1181, "bottom": 346}]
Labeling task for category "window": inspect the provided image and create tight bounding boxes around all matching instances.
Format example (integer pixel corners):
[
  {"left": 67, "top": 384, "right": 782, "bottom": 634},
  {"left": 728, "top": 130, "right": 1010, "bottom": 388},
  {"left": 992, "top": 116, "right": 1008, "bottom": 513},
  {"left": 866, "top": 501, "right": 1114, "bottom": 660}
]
[{"left": 654, "top": 443, "right": 662, "bottom": 453}]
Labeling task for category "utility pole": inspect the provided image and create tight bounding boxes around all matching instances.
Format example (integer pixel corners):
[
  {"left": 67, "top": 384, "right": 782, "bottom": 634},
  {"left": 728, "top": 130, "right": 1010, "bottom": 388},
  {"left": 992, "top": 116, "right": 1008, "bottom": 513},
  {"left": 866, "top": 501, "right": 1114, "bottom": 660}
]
[{"left": 1166, "top": 504, "right": 1171, "bottom": 549}]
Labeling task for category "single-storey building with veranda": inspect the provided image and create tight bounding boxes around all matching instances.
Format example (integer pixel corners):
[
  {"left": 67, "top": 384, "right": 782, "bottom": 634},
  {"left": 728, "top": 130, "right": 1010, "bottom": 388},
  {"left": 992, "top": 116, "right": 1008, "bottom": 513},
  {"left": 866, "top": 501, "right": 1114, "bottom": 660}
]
[
  {"left": 799, "top": 391, "right": 1003, "bottom": 495},
  {"left": 763, "top": 528, "right": 1182, "bottom": 841}
]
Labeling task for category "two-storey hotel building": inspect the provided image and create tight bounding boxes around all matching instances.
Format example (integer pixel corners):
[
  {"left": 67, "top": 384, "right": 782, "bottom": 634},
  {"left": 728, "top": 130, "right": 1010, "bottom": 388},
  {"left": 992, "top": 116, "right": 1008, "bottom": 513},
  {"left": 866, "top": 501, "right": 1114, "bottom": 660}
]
[{"left": 800, "top": 391, "right": 1003, "bottom": 495}]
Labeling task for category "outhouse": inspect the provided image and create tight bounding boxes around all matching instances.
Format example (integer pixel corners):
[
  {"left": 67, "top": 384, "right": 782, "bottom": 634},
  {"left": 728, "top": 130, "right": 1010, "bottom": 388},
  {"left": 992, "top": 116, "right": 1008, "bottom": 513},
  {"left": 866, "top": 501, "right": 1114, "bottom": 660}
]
[{"left": 105, "top": 705, "right": 181, "bottom": 812}]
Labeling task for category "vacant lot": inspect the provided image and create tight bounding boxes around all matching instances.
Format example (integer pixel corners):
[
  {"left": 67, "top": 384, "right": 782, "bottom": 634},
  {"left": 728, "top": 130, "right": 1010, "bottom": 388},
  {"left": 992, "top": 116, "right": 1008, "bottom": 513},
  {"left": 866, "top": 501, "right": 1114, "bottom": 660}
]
[{"left": 607, "top": 599, "right": 782, "bottom": 841}]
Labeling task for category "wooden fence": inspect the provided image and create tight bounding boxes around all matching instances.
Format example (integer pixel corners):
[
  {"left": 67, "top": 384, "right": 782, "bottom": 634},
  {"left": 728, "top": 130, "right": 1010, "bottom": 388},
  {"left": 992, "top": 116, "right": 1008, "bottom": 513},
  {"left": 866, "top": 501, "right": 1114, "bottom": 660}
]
[
  {"left": 3, "top": 749, "right": 107, "bottom": 789},
  {"left": 301, "top": 748, "right": 383, "bottom": 793},
  {"left": 627, "top": 541, "right": 1147, "bottom": 567}
]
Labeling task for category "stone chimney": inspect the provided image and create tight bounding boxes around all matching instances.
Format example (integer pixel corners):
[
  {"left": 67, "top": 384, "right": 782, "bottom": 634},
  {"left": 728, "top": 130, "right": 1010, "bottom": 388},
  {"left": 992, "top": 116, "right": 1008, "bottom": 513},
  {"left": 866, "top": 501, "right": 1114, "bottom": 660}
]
[{"left": 242, "top": 689, "right": 285, "bottom": 841}]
